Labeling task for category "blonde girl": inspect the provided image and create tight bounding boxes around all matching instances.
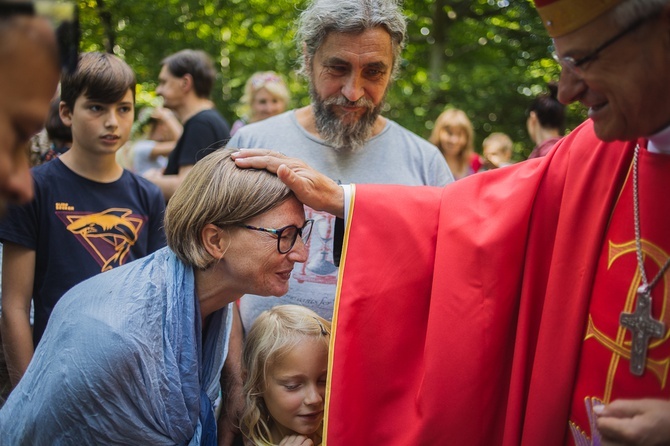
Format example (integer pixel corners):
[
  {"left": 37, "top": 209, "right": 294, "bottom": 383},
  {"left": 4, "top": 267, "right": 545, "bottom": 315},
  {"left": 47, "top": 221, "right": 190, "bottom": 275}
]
[
  {"left": 241, "top": 305, "right": 331, "bottom": 446},
  {"left": 429, "top": 108, "right": 481, "bottom": 180}
]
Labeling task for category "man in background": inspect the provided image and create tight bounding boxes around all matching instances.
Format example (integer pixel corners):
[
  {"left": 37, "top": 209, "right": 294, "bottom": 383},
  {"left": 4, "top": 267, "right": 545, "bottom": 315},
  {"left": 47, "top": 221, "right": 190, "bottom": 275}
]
[
  {"left": 228, "top": 0, "right": 451, "bottom": 332},
  {"left": 144, "top": 49, "right": 230, "bottom": 201}
]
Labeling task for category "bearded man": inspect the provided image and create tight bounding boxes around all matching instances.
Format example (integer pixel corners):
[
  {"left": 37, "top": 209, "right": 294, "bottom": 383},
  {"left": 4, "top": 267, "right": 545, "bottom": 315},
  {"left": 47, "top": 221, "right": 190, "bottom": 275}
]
[{"left": 227, "top": 0, "right": 451, "bottom": 332}]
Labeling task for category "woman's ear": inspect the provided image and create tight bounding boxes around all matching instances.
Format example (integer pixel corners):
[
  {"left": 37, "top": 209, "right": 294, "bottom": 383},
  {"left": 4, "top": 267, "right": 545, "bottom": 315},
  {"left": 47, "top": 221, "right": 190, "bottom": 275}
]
[{"left": 201, "top": 224, "right": 228, "bottom": 261}]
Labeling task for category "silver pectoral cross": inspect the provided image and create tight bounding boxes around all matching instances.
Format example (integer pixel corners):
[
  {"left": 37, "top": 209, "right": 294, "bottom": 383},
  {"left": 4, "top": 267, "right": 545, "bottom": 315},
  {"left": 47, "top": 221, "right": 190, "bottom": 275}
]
[{"left": 619, "top": 285, "right": 666, "bottom": 376}]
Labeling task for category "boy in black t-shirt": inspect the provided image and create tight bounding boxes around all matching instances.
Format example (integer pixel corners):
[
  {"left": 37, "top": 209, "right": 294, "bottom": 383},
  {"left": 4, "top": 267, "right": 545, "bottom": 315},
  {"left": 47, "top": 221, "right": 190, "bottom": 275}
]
[{"left": 0, "top": 52, "right": 166, "bottom": 388}]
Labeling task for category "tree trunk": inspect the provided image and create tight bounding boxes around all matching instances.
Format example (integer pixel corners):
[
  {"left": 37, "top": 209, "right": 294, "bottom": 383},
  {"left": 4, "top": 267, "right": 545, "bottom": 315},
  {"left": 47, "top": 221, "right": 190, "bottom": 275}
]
[
  {"left": 429, "top": 0, "right": 450, "bottom": 86},
  {"left": 96, "top": 0, "right": 116, "bottom": 54}
]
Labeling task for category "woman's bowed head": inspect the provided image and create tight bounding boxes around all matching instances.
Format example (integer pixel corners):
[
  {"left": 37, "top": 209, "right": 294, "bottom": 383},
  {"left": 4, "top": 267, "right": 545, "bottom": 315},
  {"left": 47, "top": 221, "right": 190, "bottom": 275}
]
[{"left": 166, "top": 148, "right": 314, "bottom": 314}]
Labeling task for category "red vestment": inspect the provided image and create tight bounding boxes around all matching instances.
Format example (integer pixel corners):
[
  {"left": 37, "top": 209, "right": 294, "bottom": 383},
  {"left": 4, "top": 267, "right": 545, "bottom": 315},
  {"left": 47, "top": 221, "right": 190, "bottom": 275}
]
[{"left": 324, "top": 120, "right": 668, "bottom": 445}]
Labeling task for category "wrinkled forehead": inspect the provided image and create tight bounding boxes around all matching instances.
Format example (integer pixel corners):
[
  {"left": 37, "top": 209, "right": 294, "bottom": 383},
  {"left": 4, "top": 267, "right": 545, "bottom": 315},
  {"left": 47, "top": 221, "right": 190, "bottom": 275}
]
[
  {"left": 0, "top": 12, "right": 61, "bottom": 73},
  {"left": 0, "top": 11, "right": 62, "bottom": 126},
  {"left": 0, "top": 16, "right": 59, "bottom": 80}
]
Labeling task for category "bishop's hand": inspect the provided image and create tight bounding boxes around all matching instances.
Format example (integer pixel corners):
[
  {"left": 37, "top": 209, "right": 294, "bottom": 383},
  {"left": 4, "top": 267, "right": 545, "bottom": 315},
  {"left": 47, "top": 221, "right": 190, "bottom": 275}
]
[
  {"left": 595, "top": 398, "right": 670, "bottom": 446},
  {"left": 232, "top": 149, "right": 344, "bottom": 218}
]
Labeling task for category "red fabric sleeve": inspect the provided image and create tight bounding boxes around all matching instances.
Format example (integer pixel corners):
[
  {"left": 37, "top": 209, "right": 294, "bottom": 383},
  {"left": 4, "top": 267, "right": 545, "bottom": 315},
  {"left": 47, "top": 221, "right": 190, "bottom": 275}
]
[{"left": 325, "top": 120, "right": 636, "bottom": 446}]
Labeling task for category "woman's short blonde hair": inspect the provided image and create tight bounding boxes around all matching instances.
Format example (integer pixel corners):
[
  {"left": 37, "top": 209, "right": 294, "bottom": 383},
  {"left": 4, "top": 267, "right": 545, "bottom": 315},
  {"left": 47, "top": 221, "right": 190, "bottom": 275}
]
[
  {"left": 164, "top": 148, "right": 293, "bottom": 269},
  {"left": 238, "top": 71, "right": 290, "bottom": 122},
  {"left": 241, "top": 305, "right": 331, "bottom": 445},
  {"left": 429, "top": 108, "right": 475, "bottom": 159}
]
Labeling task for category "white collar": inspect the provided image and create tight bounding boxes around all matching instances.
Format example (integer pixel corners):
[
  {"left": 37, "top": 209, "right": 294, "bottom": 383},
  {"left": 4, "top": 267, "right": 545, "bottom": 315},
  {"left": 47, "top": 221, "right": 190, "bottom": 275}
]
[{"left": 648, "top": 124, "right": 670, "bottom": 154}]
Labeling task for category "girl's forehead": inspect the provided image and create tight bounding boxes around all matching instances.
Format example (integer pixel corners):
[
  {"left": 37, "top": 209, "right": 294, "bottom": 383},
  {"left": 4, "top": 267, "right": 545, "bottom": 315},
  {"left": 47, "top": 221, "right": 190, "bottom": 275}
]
[{"left": 271, "top": 336, "right": 326, "bottom": 366}]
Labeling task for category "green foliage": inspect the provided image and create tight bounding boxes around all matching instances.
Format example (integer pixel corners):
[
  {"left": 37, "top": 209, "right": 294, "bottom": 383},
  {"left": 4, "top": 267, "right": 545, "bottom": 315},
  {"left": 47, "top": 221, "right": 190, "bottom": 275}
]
[{"left": 78, "top": 0, "right": 586, "bottom": 160}]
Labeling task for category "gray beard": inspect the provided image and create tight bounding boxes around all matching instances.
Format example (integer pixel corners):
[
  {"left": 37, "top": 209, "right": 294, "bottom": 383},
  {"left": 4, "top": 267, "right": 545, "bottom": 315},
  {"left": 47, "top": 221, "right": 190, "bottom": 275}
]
[{"left": 310, "top": 84, "right": 385, "bottom": 153}]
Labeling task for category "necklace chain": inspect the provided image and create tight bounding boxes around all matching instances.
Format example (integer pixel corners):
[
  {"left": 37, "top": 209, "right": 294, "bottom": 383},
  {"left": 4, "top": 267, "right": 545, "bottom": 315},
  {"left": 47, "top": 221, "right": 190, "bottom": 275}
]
[{"left": 633, "top": 144, "right": 670, "bottom": 292}]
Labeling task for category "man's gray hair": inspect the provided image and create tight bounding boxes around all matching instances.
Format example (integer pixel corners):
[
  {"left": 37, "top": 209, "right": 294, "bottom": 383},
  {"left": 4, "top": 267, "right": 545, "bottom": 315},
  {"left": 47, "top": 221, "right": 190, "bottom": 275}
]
[
  {"left": 612, "top": 0, "right": 669, "bottom": 27},
  {"left": 296, "top": 0, "right": 407, "bottom": 79}
]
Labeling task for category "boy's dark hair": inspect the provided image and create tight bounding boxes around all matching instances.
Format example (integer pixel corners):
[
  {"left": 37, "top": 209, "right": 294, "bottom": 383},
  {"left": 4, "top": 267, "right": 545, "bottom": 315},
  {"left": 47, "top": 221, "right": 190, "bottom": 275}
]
[
  {"left": 60, "top": 52, "right": 136, "bottom": 110},
  {"left": 161, "top": 49, "right": 216, "bottom": 99},
  {"left": 527, "top": 81, "right": 566, "bottom": 134}
]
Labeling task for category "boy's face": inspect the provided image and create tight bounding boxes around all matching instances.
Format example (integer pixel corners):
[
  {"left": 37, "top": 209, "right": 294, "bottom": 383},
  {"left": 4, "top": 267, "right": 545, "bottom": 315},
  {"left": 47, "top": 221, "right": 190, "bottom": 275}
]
[{"left": 60, "top": 89, "right": 134, "bottom": 155}]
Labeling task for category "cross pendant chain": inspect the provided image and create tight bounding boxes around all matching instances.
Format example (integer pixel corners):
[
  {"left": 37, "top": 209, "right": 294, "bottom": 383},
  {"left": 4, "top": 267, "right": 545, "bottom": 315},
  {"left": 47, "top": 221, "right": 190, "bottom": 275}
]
[
  {"left": 620, "top": 285, "right": 666, "bottom": 376},
  {"left": 619, "top": 145, "right": 669, "bottom": 376}
]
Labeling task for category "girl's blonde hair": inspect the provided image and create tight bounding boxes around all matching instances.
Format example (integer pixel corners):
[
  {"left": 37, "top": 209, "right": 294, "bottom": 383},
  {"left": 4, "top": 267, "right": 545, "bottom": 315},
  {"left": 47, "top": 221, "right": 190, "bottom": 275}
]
[
  {"left": 241, "top": 305, "right": 331, "bottom": 445},
  {"left": 238, "top": 71, "right": 290, "bottom": 122},
  {"left": 164, "top": 148, "right": 293, "bottom": 270},
  {"left": 429, "top": 107, "right": 475, "bottom": 162}
]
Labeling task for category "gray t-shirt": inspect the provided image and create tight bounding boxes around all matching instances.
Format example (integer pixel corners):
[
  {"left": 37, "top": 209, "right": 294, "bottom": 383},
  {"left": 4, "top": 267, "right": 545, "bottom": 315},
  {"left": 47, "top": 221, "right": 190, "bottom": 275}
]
[{"left": 227, "top": 110, "right": 452, "bottom": 331}]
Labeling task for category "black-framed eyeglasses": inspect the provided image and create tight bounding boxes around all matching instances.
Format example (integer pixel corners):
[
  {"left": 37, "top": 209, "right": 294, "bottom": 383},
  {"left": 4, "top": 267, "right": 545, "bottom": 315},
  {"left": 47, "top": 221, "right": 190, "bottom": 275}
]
[
  {"left": 551, "top": 13, "right": 652, "bottom": 77},
  {"left": 237, "top": 219, "right": 314, "bottom": 254},
  {"left": 0, "top": 0, "right": 80, "bottom": 74}
]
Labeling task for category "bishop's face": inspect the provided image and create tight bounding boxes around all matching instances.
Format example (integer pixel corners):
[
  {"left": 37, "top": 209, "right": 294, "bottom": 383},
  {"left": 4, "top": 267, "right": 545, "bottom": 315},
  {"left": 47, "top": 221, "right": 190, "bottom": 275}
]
[{"left": 553, "top": 8, "right": 670, "bottom": 142}]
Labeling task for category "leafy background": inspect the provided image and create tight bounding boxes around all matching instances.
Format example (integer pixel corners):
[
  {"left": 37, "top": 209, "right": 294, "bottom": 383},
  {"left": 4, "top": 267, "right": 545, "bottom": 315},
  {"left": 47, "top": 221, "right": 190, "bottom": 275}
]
[{"left": 79, "top": 0, "right": 587, "bottom": 160}]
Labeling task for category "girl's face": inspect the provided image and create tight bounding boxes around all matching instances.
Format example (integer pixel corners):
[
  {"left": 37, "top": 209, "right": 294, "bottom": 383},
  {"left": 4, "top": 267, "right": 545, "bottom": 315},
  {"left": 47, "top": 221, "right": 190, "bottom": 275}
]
[
  {"left": 250, "top": 87, "right": 286, "bottom": 122},
  {"left": 439, "top": 125, "right": 468, "bottom": 157},
  {"left": 263, "top": 336, "right": 328, "bottom": 439}
]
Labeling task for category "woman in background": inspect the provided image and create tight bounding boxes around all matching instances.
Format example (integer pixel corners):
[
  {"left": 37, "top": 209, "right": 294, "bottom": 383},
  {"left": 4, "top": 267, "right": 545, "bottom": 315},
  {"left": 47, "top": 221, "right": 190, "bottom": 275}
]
[
  {"left": 231, "top": 71, "right": 290, "bottom": 136},
  {"left": 429, "top": 108, "right": 482, "bottom": 180},
  {"left": 526, "top": 82, "right": 566, "bottom": 159}
]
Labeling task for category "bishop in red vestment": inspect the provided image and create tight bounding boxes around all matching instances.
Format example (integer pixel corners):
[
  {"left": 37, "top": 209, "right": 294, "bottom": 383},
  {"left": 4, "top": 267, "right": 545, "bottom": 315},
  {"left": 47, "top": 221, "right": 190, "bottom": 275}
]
[
  {"left": 328, "top": 120, "right": 670, "bottom": 445},
  {"left": 233, "top": 0, "right": 670, "bottom": 443}
]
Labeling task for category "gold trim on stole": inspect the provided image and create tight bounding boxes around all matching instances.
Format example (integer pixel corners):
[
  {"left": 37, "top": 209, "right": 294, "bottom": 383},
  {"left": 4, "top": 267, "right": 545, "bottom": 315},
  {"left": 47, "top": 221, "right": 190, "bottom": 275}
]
[{"left": 323, "top": 184, "right": 356, "bottom": 446}]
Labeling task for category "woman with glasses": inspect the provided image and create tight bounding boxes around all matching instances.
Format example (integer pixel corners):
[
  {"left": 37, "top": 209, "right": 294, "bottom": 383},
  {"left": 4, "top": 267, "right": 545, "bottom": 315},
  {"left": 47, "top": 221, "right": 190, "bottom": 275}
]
[{"left": 0, "top": 148, "right": 313, "bottom": 445}]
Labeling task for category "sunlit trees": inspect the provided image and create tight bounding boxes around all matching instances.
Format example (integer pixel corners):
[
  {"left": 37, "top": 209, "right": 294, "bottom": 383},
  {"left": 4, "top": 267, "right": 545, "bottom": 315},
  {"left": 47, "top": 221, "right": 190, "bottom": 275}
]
[{"left": 80, "top": 0, "right": 585, "bottom": 159}]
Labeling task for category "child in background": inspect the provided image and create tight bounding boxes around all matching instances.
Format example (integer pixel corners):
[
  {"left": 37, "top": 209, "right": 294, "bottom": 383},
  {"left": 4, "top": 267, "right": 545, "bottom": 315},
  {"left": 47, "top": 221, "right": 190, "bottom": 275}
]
[
  {"left": 241, "top": 305, "right": 330, "bottom": 446},
  {"left": 482, "top": 132, "right": 514, "bottom": 169},
  {"left": 129, "top": 106, "right": 182, "bottom": 175},
  {"left": 0, "top": 52, "right": 166, "bottom": 388}
]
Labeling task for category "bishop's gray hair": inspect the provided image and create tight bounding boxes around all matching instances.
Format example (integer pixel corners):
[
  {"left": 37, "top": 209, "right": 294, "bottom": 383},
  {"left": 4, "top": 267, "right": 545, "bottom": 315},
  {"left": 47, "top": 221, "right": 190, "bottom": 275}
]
[
  {"left": 611, "top": 0, "right": 669, "bottom": 27},
  {"left": 296, "top": 0, "right": 407, "bottom": 79}
]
